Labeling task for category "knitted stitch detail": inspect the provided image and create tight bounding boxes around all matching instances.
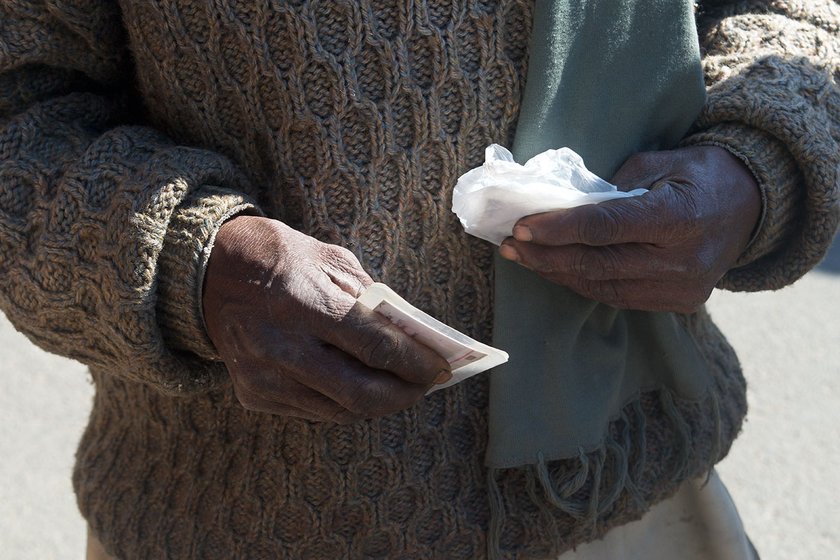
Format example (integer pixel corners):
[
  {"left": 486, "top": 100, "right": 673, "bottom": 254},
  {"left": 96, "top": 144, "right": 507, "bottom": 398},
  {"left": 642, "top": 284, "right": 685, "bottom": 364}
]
[
  {"left": 157, "top": 186, "right": 263, "bottom": 363},
  {"left": 1, "top": 1, "right": 837, "bottom": 559},
  {"left": 686, "top": 0, "right": 840, "bottom": 290}
]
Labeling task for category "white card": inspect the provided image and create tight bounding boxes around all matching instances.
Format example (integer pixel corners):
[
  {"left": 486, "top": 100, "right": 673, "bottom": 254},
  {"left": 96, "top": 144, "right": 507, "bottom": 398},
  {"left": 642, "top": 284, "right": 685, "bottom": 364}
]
[{"left": 357, "top": 283, "right": 508, "bottom": 393}]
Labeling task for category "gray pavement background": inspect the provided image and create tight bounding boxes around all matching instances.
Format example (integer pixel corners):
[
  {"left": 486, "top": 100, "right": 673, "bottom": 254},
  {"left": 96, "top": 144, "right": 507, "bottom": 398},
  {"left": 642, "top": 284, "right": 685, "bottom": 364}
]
[{"left": 1, "top": 239, "right": 838, "bottom": 559}]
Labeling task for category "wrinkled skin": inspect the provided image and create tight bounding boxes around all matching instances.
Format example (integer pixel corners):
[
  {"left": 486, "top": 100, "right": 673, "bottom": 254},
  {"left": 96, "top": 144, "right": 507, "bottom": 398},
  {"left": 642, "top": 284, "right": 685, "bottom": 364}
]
[
  {"left": 204, "top": 146, "right": 759, "bottom": 421},
  {"left": 499, "top": 146, "right": 761, "bottom": 313},
  {"left": 203, "top": 216, "right": 451, "bottom": 423}
]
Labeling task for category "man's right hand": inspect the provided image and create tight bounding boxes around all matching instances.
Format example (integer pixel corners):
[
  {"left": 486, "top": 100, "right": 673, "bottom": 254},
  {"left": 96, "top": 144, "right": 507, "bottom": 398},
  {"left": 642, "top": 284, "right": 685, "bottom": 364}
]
[{"left": 202, "top": 216, "right": 452, "bottom": 424}]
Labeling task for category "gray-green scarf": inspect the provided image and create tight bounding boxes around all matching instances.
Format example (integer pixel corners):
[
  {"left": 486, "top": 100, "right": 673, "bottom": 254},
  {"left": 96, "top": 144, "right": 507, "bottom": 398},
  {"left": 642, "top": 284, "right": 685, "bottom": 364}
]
[{"left": 487, "top": 0, "right": 719, "bottom": 556}]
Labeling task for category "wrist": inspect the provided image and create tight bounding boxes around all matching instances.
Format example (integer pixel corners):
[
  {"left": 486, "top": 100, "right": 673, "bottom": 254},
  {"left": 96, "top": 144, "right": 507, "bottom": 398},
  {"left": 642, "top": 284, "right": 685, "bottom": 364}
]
[
  {"left": 157, "top": 187, "right": 261, "bottom": 361},
  {"left": 202, "top": 216, "right": 294, "bottom": 342},
  {"left": 709, "top": 145, "right": 762, "bottom": 257}
]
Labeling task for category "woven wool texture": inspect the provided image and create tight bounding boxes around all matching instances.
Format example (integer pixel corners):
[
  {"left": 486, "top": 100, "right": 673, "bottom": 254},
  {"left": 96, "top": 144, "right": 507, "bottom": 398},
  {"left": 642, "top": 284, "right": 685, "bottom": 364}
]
[{"left": 0, "top": 1, "right": 838, "bottom": 559}]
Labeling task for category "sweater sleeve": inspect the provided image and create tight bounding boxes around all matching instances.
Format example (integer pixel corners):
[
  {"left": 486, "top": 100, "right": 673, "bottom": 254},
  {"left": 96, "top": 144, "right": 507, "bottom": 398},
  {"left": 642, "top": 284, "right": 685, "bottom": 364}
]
[
  {"left": 0, "top": 2, "right": 261, "bottom": 394},
  {"left": 680, "top": 0, "right": 840, "bottom": 291}
]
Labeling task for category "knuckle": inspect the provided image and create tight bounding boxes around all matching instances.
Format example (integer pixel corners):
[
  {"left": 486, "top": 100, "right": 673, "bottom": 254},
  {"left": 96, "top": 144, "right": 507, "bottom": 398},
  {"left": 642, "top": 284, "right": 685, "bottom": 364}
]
[
  {"left": 671, "top": 187, "right": 703, "bottom": 231},
  {"left": 575, "top": 248, "right": 619, "bottom": 279},
  {"left": 360, "top": 329, "right": 402, "bottom": 371},
  {"left": 320, "top": 291, "right": 354, "bottom": 321},
  {"left": 602, "top": 250, "right": 623, "bottom": 279},
  {"left": 582, "top": 208, "right": 621, "bottom": 245},
  {"left": 338, "top": 245, "right": 362, "bottom": 265},
  {"left": 324, "top": 244, "right": 363, "bottom": 268},
  {"left": 569, "top": 250, "right": 591, "bottom": 277},
  {"left": 346, "top": 378, "right": 388, "bottom": 416}
]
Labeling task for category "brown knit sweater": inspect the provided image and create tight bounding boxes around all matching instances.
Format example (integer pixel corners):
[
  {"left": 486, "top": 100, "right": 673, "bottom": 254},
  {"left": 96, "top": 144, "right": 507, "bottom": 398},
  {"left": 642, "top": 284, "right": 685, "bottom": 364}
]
[{"left": 1, "top": 1, "right": 837, "bottom": 559}]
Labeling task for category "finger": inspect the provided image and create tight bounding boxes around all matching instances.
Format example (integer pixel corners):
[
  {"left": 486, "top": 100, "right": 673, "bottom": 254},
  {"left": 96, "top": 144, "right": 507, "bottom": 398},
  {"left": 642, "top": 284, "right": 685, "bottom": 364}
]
[
  {"left": 282, "top": 342, "right": 430, "bottom": 417},
  {"left": 226, "top": 329, "right": 425, "bottom": 421},
  {"left": 511, "top": 197, "right": 651, "bottom": 247},
  {"left": 553, "top": 276, "right": 709, "bottom": 314},
  {"left": 320, "top": 244, "right": 374, "bottom": 297},
  {"left": 231, "top": 374, "right": 364, "bottom": 424},
  {"left": 501, "top": 241, "right": 687, "bottom": 281},
  {"left": 325, "top": 266, "right": 368, "bottom": 298},
  {"left": 321, "top": 300, "right": 452, "bottom": 386},
  {"left": 512, "top": 186, "right": 684, "bottom": 247}
]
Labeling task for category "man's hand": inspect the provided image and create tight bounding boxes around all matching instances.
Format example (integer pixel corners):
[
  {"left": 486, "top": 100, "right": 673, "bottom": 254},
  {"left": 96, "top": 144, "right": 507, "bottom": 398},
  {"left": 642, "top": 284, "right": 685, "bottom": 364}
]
[
  {"left": 202, "top": 216, "right": 451, "bottom": 423},
  {"left": 499, "top": 146, "right": 761, "bottom": 313}
]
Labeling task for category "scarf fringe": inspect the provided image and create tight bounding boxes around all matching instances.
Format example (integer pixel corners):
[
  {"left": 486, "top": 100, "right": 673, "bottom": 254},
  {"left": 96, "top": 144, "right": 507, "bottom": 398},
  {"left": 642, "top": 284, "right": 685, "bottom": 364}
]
[{"left": 487, "top": 387, "right": 724, "bottom": 560}]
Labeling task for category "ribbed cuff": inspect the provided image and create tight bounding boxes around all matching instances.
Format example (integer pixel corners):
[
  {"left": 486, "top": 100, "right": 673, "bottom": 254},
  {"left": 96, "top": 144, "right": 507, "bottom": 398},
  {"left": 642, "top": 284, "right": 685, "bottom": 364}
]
[
  {"left": 681, "top": 123, "right": 803, "bottom": 273},
  {"left": 157, "top": 186, "right": 263, "bottom": 362},
  {"left": 680, "top": 54, "right": 839, "bottom": 292}
]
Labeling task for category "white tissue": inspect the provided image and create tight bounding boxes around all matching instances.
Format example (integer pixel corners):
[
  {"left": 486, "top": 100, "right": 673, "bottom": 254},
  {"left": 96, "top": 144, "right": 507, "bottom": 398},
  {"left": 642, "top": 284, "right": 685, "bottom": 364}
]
[{"left": 452, "top": 145, "right": 647, "bottom": 245}]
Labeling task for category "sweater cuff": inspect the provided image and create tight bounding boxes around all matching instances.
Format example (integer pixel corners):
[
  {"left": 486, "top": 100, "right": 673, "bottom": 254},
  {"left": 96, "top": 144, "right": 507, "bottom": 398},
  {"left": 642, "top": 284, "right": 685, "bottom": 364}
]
[
  {"left": 157, "top": 186, "right": 262, "bottom": 362},
  {"left": 681, "top": 123, "right": 802, "bottom": 274},
  {"left": 680, "top": 57, "right": 839, "bottom": 292}
]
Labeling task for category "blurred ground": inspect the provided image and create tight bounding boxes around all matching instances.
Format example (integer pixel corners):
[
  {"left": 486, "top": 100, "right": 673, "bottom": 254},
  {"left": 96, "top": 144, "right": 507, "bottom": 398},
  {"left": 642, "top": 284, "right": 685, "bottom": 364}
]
[
  {"left": 0, "top": 239, "right": 838, "bottom": 559},
  {"left": 710, "top": 239, "right": 840, "bottom": 560}
]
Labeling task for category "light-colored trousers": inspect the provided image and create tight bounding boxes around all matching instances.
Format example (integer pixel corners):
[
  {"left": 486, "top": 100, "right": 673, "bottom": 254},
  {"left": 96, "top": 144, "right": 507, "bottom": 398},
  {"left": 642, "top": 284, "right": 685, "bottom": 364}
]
[
  {"left": 86, "top": 470, "right": 757, "bottom": 560},
  {"left": 558, "top": 470, "right": 758, "bottom": 560}
]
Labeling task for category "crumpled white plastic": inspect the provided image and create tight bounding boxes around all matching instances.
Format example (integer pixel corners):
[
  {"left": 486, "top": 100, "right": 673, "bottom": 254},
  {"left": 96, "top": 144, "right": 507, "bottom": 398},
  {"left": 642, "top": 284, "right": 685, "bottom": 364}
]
[{"left": 452, "top": 144, "right": 647, "bottom": 245}]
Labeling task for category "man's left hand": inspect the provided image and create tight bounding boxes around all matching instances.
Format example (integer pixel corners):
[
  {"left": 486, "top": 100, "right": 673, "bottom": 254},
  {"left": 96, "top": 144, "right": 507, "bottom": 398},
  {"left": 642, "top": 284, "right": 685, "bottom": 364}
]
[{"left": 499, "top": 146, "right": 761, "bottom": 313}]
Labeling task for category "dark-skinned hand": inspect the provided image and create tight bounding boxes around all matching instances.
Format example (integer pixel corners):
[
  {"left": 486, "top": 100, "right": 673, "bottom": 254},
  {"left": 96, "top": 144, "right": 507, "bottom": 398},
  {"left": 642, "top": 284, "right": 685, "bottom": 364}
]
[
  {"left": 202, "top": 216, "right": 452, "bottom": 423},
  {"left": 499, "top": 146, "right": 761, "bottom": 313}
]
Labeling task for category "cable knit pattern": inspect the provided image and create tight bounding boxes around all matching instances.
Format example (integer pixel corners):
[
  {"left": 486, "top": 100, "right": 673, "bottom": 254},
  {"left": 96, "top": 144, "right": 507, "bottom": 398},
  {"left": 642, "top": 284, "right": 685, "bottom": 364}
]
[
  {"left": 1, "top": 1, "right": 837, "bottom": 559},
  {"left": 0, "top": 1, "right": 261, "bottom": 393},
  {"left": 157, "top": 187, "right": 263, "bottom": 363},
  {"left": 684, "top": 0, "right": 840, "bottom": 290}
]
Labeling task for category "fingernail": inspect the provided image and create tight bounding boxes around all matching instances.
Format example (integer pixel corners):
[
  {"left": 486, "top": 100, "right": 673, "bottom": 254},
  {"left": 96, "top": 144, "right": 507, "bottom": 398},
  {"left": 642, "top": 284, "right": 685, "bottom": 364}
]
[
  {"left": 512, "top": 225, "right": 532, "bottom": 242},
  {"left": 499, "top": 244, "right": 519, "bottom": 262},
  {"left": 435, "top": 370, "right": 453, "bottom": 384}
]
